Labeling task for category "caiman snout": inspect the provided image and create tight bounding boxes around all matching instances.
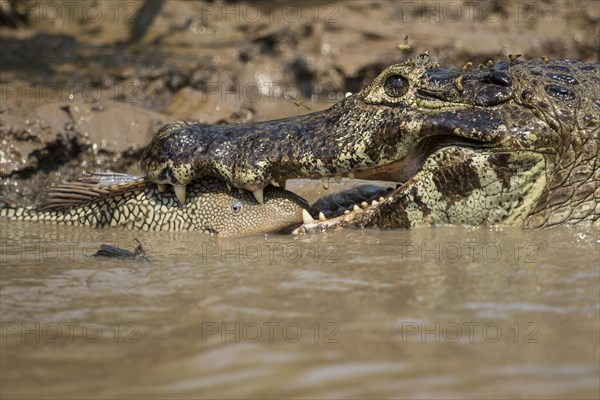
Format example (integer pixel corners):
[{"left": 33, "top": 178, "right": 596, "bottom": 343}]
[{"left": 140, "top": 94, "right": 408, "bottom": 204}]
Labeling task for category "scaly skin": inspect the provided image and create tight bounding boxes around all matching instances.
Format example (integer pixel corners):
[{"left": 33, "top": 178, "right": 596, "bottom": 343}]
[
  {"left": 142, "top": 53, "right": 599, "bottom": 230},
  {"left": 0, "top": 174, "right": 309, "bottom": 237}
]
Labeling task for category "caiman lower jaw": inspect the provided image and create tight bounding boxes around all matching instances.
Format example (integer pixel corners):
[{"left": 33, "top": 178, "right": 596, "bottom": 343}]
[
  {"left": 296, "top": 145, "right": 550, "bottom": 234},
  {"left": 293, "top": 136, "right": 498, "bottom": 233},
  {"left": 297, "top": 194, "right": 386, "bottom": 234},
  {"left": 290, "top": 167, "right": 422, "bottom": 235},
  {"left": 289, "top": 181, "right": 397, "bottom": 234}
]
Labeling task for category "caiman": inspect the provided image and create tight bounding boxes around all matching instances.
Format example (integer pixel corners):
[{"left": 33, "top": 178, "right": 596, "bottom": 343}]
[
  {"left": 140, "top": 53, "right": 599, "bottom": 232},
  {"left": 0, "top": 173, "right": 309, "bottom": 237}
]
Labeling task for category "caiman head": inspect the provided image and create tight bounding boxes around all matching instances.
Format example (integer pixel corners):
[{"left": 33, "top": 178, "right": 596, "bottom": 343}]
[
  {"left": 301, "top": 53, "right": 598, "bottom": 231},
  {"left": 141, "top": 53, "right": 599, "bottom": 231}
]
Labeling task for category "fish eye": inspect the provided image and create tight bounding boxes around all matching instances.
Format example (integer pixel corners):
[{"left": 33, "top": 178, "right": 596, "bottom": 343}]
[
  {"left": 383, "top": 74, "right": 409, "bottom": 97},
  {"left": 230, "top": 200, "right": 243, "bottom": 213}
]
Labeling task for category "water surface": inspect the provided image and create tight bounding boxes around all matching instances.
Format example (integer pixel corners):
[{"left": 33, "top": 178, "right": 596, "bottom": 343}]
[{"left": 1, "top": 221, "right": 598, "bottom": 398}]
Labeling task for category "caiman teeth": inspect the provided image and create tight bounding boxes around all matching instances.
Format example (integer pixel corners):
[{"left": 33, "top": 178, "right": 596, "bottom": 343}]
[
  {"left": 271, "top": 179, "right": 279, "bottom": 187},
  {"left": 252, "top": 188, "right": 264, "bottom": 204},
  {"left": 371, "top": 200, "right": 378, "bottom": 206},
  {"left": 173, "top": 184, "right": 187, "bottom": 204},
  {"left": 302, "top": 209, "right": 315, "bottom": 224},
  {"left": 347, "top": 172, "right": 355, "bottom": 179},
  {"left": 334, "top": 175, "right": 342, "bottom": 184},
  {"left": 353, "top": 204, "right": 360, "bottom": 212},
  {"left": 158, "top": 184, "right": 168, "bottom": 193},
  {"left": 226, "top": 182, "right": 233, "bottom": 192},
  {"left": 361, "top": 201, "right": 368, "bottom": 208},
  {"left": 318, "top": 212, "right": 326, "bottom": 221},
  {"left": 322, "top": 177, "right": 330, "bottom": 190}
]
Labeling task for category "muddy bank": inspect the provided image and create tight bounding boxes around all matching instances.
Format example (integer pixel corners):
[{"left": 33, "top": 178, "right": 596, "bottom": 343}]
[{"left": 1, "top": 0, "right": 598, "bottom": 204}]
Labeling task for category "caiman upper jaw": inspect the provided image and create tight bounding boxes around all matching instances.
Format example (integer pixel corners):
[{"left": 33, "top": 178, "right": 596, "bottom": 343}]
[
  {"left": 156, "top": 182, "right": 187, "bottom": 205},
  {"left": 302, "top": 209, "right": 314, "bottom": 225},
  {"left": 173, "top": 184, "right": 187, "bottom": 204},
  {"left": 241, "top": 179, "right": 286, "bottom": 204},
  {"left": 252, "top": 188, "right": 264, "bottom": 204}
]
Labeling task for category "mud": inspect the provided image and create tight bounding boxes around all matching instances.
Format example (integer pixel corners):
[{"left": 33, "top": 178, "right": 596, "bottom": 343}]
[{"left": 1, "top": 0, "right": 598, "bottom": 204}]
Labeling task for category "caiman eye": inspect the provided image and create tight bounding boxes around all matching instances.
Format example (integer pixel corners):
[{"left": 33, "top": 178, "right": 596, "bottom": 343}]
[
  {"left": 383, "top": 74, "right": 409, "bottom": 97},
  {"left": 231, "top": 200, "right": 243, "bottom": 213}
]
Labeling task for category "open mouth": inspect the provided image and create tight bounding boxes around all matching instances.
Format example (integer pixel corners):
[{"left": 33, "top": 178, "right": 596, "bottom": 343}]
[
  {"left": 290, "top": 180, "right": 397, "bottom": 224},
  {"left": 292, "top": 134, "right": 496, "bottom": 228}
]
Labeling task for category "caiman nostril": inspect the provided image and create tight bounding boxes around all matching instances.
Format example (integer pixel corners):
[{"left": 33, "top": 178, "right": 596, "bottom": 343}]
[{"left": 384, "top": 74, "right": 409, "bottom": 97}]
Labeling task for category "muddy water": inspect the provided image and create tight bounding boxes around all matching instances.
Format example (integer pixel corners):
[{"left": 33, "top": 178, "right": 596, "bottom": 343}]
[
  {"left": 1, "top": 219, "right": 598, "bottom": 399},
  {"left": 1, "top": 0, "right": 598, "bottom": 397}
]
